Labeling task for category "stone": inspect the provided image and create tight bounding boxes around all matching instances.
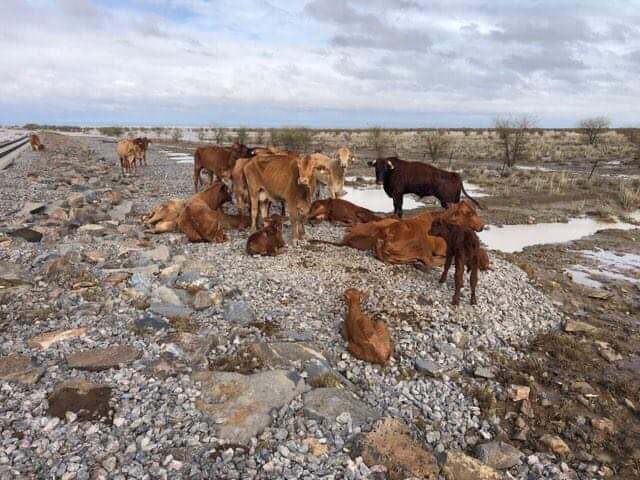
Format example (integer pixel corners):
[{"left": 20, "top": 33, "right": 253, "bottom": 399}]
[
  {"left": 109, "top": 201, "right": 133, "bottom": 222},
  {"left": 141, "top": 245, "right": 170, "bottom": 263},
  {"left": 303, "top": 438, "right": 328, "bottom": 457},
  {"left": 193, "top": 291, "right": 214, "bottom": 311},
  {"left": 18, "top": 202, "right": 46, "bottom": 217},
  {"left": 436, "top": 342, "right": 463, "bottom": 358},
  {"left": 106, "top": 191, "right": 123, "bottom": 205},
  {"left": 28, "top": 328, "right": 89, "bottom": 350},
  {"left": 302, "top": 388, "right": 380, "bottom": 427},
  {"left": 148, "top": 303, "right": 193, "bottom": 320},
  {"left": 540, "top": 434, "right": 571, "bottom": 456},
  {"left": 599, "top": 349, "right": 622, "bottom": 362},
  {"left": 441, "top": 451, "right": 502, "bottom": 480},
  {"left": 564, "top": 320, "right": 597, "bottom": 334},
  {"left": 8, "top": 227, "right": 43, "bottom": 243},
  {"left": 0, "top": 261, "right": 30, "bottom": 287},
  {"left": 508, "top": 385, "right": 530, "bottom": 402},
  {"left": 134, "top": 313, "right": 170, "bottom": 333},
  {"left": 415, "top": 359, "right": 449, "bottom": 378},
  {"left": 0, "top": 354, "right": 45, "bottom": 384},
  {"left": 224, "top": 299, "right": 255, "bottom": 325},
  {"left": 571, "top": 381, "right": 596, "bottom": 395},
  {"left": 160, "top": 332, "right": 214, "bottom": 368},
  {"left": 193, "top": 370, "right": 305, "bottom": 444},
  {"left": 474, "top": 367, "right": 496, "bottom": 379},
  {"left": 77, "top": 224, "right": 107, "bottom": 236},
  {"left": 591, "top": 417, "right": 614, "bottom": 433},
  {"left": 47, "top": 378, "right": 112, "bottom": 422},
  {"left": 152, "top": 286, "right": 183, "bottom": 306},
  {"left": 475, "top": 441, "right": 523, "bottom": 469},
  {"left": 67, "top": 345, "right": 141, "bottom": 371},
  {"left": 67, "top": 193, "right": 85, "bottom": 208},
  {"left": 350, "top": 418, "right": 439, "bottom": 480}
]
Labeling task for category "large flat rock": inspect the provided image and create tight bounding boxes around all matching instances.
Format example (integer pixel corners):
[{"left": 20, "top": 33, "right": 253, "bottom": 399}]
[
  {"left": 193, "top": 369, "right": 305, "bottom": 444},
  {"left": 0, "top": 354, "right": 45, "bottom": 384},
  {"left": 48, "top": 378, "right": 113, "bottom": 422},
  {"left": 28, "top": 327, "right": 89, "bottom": 350},
  {"left": 67, "top": 345, "right": 141, "bottom": 371},
  {"left": 302, "top": 388, "right": 380, "bottom": 427},
  {"left": 0, "top": 261, "right": 30, "bottom": 287},
  {"left": 441, "top": 451, "right": 502, "bottom": 480}
]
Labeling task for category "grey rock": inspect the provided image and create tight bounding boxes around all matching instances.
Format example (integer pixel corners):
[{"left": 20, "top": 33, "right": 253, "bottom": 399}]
[
  {"left": 148, "top": 303, "right": 193, "bottom": 320},
  {"left": 17, "top": 202, "right": 46, "bottom": 217},
  {"left": 0, "top": 354, "right": 45, "bottom": 384},
  {"left": 302, "top": 388, "right": 380, "bottom": 427},
  {"left": 134, "top": 313, "right": 170, "bottom": 333},
  {"left": 193, "top": 370, "right": 305, "bottom": 444},
  {"left": 474, "top": 367, "right": 496, "bottom": 379},
  {"left": 0, "top": 261, "right": 30, "bottom": 287},
  {"left": 415, "top": 359, "right": 448, "bottom": 378},
  {"left": 67, "top": 345, "right": 141, "bottom": 371},
  {"left": 475, "top": 441, "right": 523, "bottom": 469},
  {"left": 8, "top": 227, "right": 43, "bottom": 243},
  {"left": 141, "top": 245, "right": 170, "bottom": 263},
  {"left": 224, "top": 299, "right": 255, "bottom": 325}
]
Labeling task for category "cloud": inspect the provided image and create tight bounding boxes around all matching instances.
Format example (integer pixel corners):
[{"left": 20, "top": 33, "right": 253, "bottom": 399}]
[{"left": 0, "top": 0, "right": 639, "bottom": 127}]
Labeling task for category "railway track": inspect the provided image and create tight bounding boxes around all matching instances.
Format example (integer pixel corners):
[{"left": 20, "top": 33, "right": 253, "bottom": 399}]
[{"left": 0, "top": 134, "right": 30, "bottom": 170}]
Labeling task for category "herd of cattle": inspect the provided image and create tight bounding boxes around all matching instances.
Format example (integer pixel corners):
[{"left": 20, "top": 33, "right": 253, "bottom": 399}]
[{"left": 26, "top": 132, "right": 490, "bottom": 365}]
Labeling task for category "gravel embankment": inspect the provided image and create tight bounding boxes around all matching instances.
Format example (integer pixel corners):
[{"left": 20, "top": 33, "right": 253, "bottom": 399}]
[{"left": 0, "top": 133, "right": 571, "bottom": 479}]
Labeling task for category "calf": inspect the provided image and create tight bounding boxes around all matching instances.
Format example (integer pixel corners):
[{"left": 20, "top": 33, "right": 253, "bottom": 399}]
[
  {"left": 342, "top": 289, "right": 393, "bottom": 365},
  {"left": 177, "top": 205, "right": 227, "bottom": 243},
  {"left": 370, "top": 157, "right": 481, "bottom": 216},
  {"left": 243, "top": 154, "right": 325, "bottom": 241},
  {"left": 336, "top": 146, "right": 355, "bottom": 168},
  {"left": 193, "top": 142, "right": 252, "bottom": 192},
  {"left": 429, "top": 219, "right": 490, "bottom": 305},
  {"left": 246, "top": 214, "right": 285, "bottom": 256},
  {"left": 308, "top": 153, "right": 346, "bottom": 199},
  {"left": 308, "top": 198, "right": 379, "bottom": 225},
  {"left": 29, "top": 134, "right": 44, "bottom": 151},
  {"left": 116, "top": 139, "right": 143, "bottom": 175},
  {"left": 133, "top": 137, "right": 151, "bottom": 166}
]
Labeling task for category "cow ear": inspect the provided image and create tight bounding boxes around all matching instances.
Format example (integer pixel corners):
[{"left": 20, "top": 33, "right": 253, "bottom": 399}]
[{"left": 386, "top": 160, "right": 395, "bottom": 170}]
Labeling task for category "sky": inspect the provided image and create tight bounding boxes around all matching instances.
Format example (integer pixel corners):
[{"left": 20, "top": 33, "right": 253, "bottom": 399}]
[{"left": 1, "top": 0, "right": 639, "bottom": 128}]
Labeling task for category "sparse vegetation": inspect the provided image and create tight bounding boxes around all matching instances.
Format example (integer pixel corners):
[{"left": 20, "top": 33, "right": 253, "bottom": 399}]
[
  {"left": 617, "top": 178, "right": 640, "bottom": 209},
  {"left": 420, "top": 130, "right": 452, "bottom": 163},
  {"left": 215, "top": 128, "right": 226, "bottom": 145},
  {"left": 98, "top": 126, "right": 124, "bottom": 137},
  {"left": 275, "top": 128, "right": 313, "bottom": 153},
  {"left": 578, "top": 116, "right": 610, "bottom": 146},
  {"left": 494, "top": 114, "right": 537, "bottom": 172},
  {"left": 367, "top": 126, "right": 386, "bottom": 158},
  {"left": 621, "top": 128, "right": 640, "bottom": 162},
  {"left": 254, "top": 130, "right": 264, "bottom": 146},
  {"left": 197, "top": 129, "right": 207, "bottom": 141},
  {"left": 171, "top": 129, "right": 183, "bottom": 142},
  {"left": 236, "top": 127, "right": 248, "bottom": 145}
]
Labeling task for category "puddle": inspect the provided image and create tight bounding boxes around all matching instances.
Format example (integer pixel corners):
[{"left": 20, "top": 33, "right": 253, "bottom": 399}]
[
  {"left": 464, "top": 183, "right": 488, "bottom": 198},
  {"left": 516, "top": 165, "right": 554, "bottom": 172},
  {"left": 341, "top": 186, "right": 423, "bottom": 212},
  {"left": 480, "top": 216, "right": 639, "bottom": 253},
  {"left": 566, "top": 268, "right": 605, "bottom": 289},
  {"left": 160, "top": 150, "right": 194, "bottom": 164}
]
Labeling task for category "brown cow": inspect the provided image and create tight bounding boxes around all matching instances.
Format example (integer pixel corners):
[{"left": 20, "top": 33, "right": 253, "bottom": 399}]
[
  {"left": 243, "top": 154, "right": 325, "bottom": 241},
  {"left": 177, "top": 205, "right": 227, "bottom": 243},
  {"left": 116, "top": 139, "right": 144, "bottom": 176},
  {"left": 309, "top": 153, "right": 346, "bottom": 199},
  {"left": 371, "top": 157, "right": 482, "bottom": 216},
  {"left": 336, "top": 146, "right": 355, "bottom": 168},
  {"left": 133, "top": 137, "right": 151, "bottom": 166},
  {"left": 342, "top": 289, "right": 393, "bottom": 365},
  {"left": 429, "top": 219, "right": 491, "bottom": 305},
  {"left": 246, "top": 214, "right": 285, "bottom": 256},
  {"left": 29, "top": 134, "right": 44, "bottom": 151},
  {"left": 193, "top": 142, "right": 252, "bottom": 192},
  {"left": 308, "top": 198, "right": 379, "bottom": 225}
]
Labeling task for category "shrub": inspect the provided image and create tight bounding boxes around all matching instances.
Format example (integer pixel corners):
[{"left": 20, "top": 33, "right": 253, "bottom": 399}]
[
  {"left": 236, "top": 127, "right": 248, "bottom": 145},
  {"left": 617, "top": 178, "right": 640, "bottom": 209},
  {"left": 278, "top": 128, "right": 313, "bottom": 153},
  {"left": 494, "top": 114, "right": 537, "bottom": 172},
  {"left": 420, "top": 130, "right": 452, "bottom": 162},
  {"left": 171, "top": 129, "right": 183, "bottom": 142},
  {"left": 98, "top": 126, "right": 124, "bottom": 137},
  {"left": 578, "top": 116, "right": 610, "bottom": 146},
  {"left": 215, "top": 128, "right": 226, "bottom": 145}
]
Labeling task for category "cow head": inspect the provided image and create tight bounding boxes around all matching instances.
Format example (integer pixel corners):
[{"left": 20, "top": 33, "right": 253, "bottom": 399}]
[
  {"left": 344, "top": 288, "right": 367, "bottom": 305},
  {"left": 441, "top": 201, "right": 484, "bottom": 232},
  {"left": 337, "top": 147, "right": 355, "bottom": 167},
  {"left": 296, "top": 155, "right": 326, "bottom": 188},
  {"left": 307, "top": 199, "right": 329, "bottom": 224},
  {"left": 371, "top": 158, "right": 395, "bottom": 185},
  {"left": 200, "top": 182, "right": 232, "bottom": 209}
]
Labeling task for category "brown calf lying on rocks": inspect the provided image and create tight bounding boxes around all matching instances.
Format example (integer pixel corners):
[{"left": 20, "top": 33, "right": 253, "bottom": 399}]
[
  {"left": 429, "top": 219, "right": 491, "bottom": 306},
  {"left": 246, "top": 214, "right": 285, "bottom": 256},
  {"left": 308, "top": 198, "right": 379, "bottom": 225},
  {"left": 342, "top": 289, "right": 393, "bottom": 365}
]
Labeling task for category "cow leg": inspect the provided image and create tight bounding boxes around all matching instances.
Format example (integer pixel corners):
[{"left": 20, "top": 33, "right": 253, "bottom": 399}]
[
  {"left": 194, "top": 167, "right": 201, "bottom": 192},
  {"left": 280, "top": 201, "right": 286, "bottom": 217},
  {"left": 208, "top": 171, "right": 214, "bottom": 187},
  {"left": 119, "top": 156, "right": 125, "bottom": 175},
  {"left": 440, "top": 254, "right": 453, "bottom": 283},
  {"left": 144, "top": 152, "right": 148, "bottom": 167},
  {"left": 249, "top": 194, "right": 259, "bottom": 231},
  {"left": 259, "top": 200, "right": 269, "bottom": 227},
  {"left": 452, "top": 254, "right": 464, "bottom": 306},
  {"left": 470, "top": 264, "right": 478, "bottom": 305},
  {"left": 393, "top": 194, "right": 403, "bottom": 217}
]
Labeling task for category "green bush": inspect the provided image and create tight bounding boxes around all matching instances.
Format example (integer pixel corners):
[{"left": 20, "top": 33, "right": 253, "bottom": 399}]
[{"left": 98, "top": 126, "right": 124, "bottom": 137}]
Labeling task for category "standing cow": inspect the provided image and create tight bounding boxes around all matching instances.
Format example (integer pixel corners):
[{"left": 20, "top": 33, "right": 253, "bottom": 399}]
[
  {"left": 29, "top": 134, "right": 44, "bottom": 151},
  {"left": 370, "top": 156, "right": 480, "bottom": 217}
]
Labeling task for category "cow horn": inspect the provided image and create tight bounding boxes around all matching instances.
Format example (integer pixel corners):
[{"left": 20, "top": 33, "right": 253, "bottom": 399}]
[
  {"left": 386, "top": 160, "right": 395, "bottom": 169},
  {"left": 367, "top": 160, "right": 375, "bottom": 166}
]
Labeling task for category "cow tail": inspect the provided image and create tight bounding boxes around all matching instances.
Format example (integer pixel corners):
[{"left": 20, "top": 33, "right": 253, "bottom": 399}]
[
  {"left": 193, "top": 149, "right": 201, "bottom": 192},
  {"left": 461, "top": 183, "right": 483, "bottom": 209},
  {"left": 308, "top": 239, "right": 345, "bottom": 247}
]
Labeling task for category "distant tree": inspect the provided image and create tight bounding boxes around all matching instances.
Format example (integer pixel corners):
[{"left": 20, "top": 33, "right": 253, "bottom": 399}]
[
  {"left": 215, "top": 128, "right": 226, "bottom": 145},
  {"left": 254, "top": 130, "right": 264, "bottom": 146},
  {"left": 621, "top": 128, "right": 640, "bottom": 163},
  {"left": 578, "top": 116, "right": 610, "bottom": 146},
  {"left": 494, "top": 114, "right": 537, "bottom": 172},
  {"left": 367, "top": 126, "right": 386, "bottom": 158},
  {"left": 279, "top": 128, "right": 313, "bottom": 153},
  {"left": 236, "top": 127, "right": 248, "bottom": 145},
  {"left": 98, "top": 126, "right": 124, "bottom": 137},
  {"left": 171, "top": 128, "right": 183, "bottom": 142},
  {"left": 587, "top": 139, "right": 611, "bottom": 180},
  {"left": 269, "top": 128, "right": 279, "bottom": 147},
  {"left": 197, "top": 129, "right": 207, "bottom": 141},
  {"left": 420, "top": 130, "right": 452, "bottom": 163}
]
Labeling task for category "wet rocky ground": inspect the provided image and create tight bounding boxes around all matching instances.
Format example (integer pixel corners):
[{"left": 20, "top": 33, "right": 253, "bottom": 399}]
[{"left": 0, "top": 132, "right": 637, "bottom": 479}]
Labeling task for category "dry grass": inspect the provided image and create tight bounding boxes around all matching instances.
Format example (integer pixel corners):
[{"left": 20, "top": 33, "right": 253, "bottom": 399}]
[{"left": 617, "top": 178, "right": 640, "bottom": 209}]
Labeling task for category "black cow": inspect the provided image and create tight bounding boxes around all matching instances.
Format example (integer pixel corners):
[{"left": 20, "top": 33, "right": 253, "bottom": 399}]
[{"left": 369, "top": 157, "right": 481, "bottom": 217}]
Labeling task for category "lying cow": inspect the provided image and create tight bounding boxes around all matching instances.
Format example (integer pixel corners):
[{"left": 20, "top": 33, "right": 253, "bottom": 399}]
[
  {"left": 342, "top": 289, "right": 393, "bottom": 365},
  {"left": 370, "top": 157, "right": 481, "bottom": 216},
  {"left": 133, "top": 137, "right": 151, "bottom": 166},
  {"left": 177, "top": 182, "right": 234, "bottom": 243},
  {"left": 29, "top": 134, "right": 45, "bottom": 151},
  {"left": 116, "top": 139, "right": 144, "bottom": 175},
  {"left": 246, "top": 214, "right": 285, "bottom": 256},
  {"left": 308, "top": 198, "right": 379, "bottom": 225},
  {"left": 243, "top": 154, "right": 326, "bottom": 241},
  {"left": 193, "top": 141, "right": 252, "bottom": 192},
  {"left": 146, "top": 182, "right": 231, "bottom": 234},
  {"left": 429, "top": 219, "right": 491, "bottom": 305}
]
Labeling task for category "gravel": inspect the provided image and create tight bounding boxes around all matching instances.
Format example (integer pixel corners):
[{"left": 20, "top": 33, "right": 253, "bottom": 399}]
[{"left": 0, "top": 133, "right": 576, "bottom": 479}]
